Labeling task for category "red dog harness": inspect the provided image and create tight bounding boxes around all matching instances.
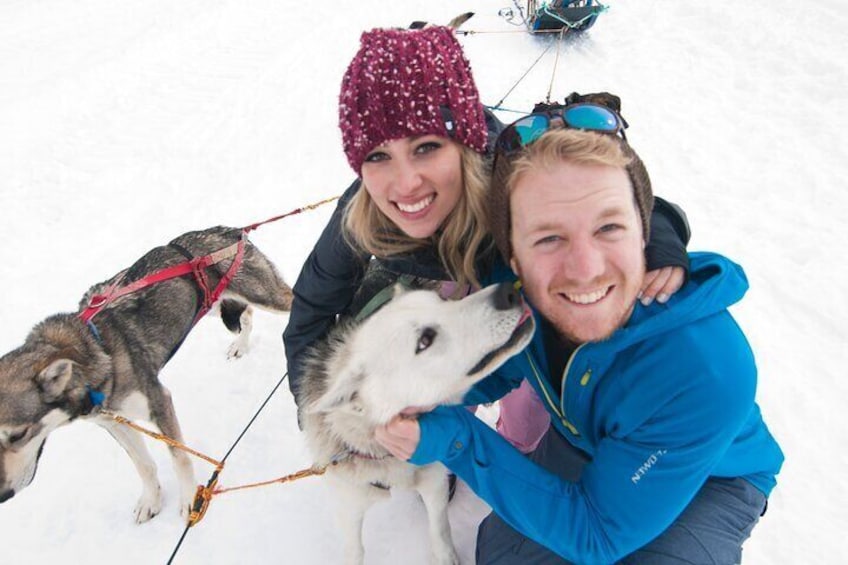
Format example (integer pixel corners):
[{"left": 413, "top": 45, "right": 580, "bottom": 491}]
[
  {"left": 79, "top": 231, "right": 247, "bottom": 327},
  {"left": 78, "top": 196, "right": 340, "bottom": 329}
]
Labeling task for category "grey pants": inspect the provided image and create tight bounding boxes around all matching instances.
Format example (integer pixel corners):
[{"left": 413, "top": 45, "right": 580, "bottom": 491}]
[{"left": 476, "top": 427, "right": 767, "bottom": 565}]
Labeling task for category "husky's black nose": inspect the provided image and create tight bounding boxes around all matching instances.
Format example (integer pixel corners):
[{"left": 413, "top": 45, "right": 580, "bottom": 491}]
[
  {"left": 493, "top": 282, "right": 520, "bottom": 311},
  {"left": 0, "top": 489, "right": 14, "bottom": 503}
]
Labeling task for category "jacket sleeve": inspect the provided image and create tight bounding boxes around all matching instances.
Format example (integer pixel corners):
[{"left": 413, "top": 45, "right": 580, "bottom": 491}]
[
  {"left": 411, "top": 354, "right": 756, "bottom": 563},
  {"left": 283, "top": 180, "right": 369, "bottom": 404},
  {"left": 645, "top": 197, "right": 691, "bottom": 272}
]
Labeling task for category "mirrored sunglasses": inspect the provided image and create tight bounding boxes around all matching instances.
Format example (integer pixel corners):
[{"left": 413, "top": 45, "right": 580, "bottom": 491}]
[{"left": 497, "top": 103, "right": 627, "bottom": 155}]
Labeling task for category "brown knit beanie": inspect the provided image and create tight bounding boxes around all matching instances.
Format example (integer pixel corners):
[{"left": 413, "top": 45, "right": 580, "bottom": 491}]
[
  {"left": 489, "top": 124, "right": 654, "bottom": 262},
  {"left": 338, "top": 26, "right": 488, "bottom": 176}
]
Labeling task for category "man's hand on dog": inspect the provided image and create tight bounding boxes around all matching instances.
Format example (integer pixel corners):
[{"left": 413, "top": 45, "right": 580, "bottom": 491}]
[{"left": 375, "top": 412, "right": 423, "bottom": 461}]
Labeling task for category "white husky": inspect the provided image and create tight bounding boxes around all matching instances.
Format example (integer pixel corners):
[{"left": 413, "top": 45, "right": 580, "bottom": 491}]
[{"left": 299, "top": 282, "right": 535, "bottom": 565}]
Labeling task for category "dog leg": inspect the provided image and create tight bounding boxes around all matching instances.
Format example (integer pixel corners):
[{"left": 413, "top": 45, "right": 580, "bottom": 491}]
[
  {"left": 146, "top": 386, "right": 196, "bottom": 520},
  {"left": 226, "top": 304, "right": 253, "bottom": 359},
  {"left": 330, "top": 478, "right": 379, "bottom": 565},
  {"left": 417, "top": 466, "right": 460, "bottom": 565},
  {"left": 97, "top": 417, "right": 163, "bottom": 523},
  {"left": 169, "top": 445, "right": 196, "bottom": 521},
  {"left": 224, "top": 246, "right": 294, "bottom": 314}
]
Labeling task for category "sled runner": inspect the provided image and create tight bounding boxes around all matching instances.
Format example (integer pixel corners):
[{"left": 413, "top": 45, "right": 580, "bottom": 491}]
[{"left": 526, "top": 1, "right": 606, "bottom": 33}]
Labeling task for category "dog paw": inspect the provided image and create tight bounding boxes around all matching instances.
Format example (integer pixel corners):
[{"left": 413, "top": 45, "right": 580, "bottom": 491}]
[
  {"left": 178, "top": 489, "right": 197, "bottom": 523},
  {"left": 227, "top": 340, "right": 248, "bottom": 359},
  {"left": 133, "top": 488, "right": 162, "bottom": 523}
]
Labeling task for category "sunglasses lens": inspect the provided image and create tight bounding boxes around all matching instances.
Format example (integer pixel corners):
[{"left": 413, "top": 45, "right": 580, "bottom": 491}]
[
  {"left": 499, "top": 114, "right": 550, "bottom": 153},
  {"left": 563, "top": 105, "right": 619, "bottom": 133},
  {"left": 514, "top": 114, "right": 551, "bottom": 146}
]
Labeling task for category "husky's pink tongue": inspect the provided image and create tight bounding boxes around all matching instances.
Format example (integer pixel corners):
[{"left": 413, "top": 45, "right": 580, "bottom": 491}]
[{"left": 400, "top": 405, "right": 435, "bottom": 417}]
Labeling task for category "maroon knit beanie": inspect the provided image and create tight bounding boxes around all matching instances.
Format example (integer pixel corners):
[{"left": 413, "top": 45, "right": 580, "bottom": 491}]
[{"left": 338, "top": 26, "right": 489, "bottom": 176}]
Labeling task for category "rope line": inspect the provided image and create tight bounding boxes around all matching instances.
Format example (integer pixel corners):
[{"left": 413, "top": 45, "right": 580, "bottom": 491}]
[
  {"left": 213, "top": 465, "right": 329, "bottom": 495},
  {"left": 546, "top": 28, "right": 567, "bottom": 104},
  {"left": 491, "top": 38, "right": 556, "bottom": 110},
  {"left": 164, "top": 371, "right": 291, "bottom": 563},
  {"left": 484, "top": 105, "right": 532, "bottom": 115},
  {"left": 220, "top": 370, "right": 288, "bottom": 464},
  {"left": 101, "top": 411, "right": 223, "bottom": 467},
  {"left": 167, "top": 527, "right": 192, "bottom": 565},
  {"left": 455, "top": 27, "right": 578, "bottom": 36},
  {"left": 243, "top": 195, "right": 339, "bottom": 233}
]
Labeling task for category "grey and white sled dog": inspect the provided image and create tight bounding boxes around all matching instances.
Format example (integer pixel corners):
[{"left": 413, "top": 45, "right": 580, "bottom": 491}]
[
  {"left": 300, "top": 282, "right": 535, "bottom": 565},
  {"left": 0, "top": 226, "right": 293, "bottom": 522}
]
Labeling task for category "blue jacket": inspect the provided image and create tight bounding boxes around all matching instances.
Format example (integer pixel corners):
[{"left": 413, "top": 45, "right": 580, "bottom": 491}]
[{"left": 411, "top": 252, "right": 784, "bottom": 564}]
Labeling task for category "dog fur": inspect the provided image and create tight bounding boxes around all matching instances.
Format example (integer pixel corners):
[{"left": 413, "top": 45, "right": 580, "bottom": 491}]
[
  {"left": 299, "top": 282, "right": 535, "bottom": 565},
  {"left": 0, "top": 226, "right": 293, "bottom": 522}
]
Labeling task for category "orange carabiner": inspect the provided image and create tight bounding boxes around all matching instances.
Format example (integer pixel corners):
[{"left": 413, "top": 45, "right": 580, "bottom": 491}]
[{"left": 188, "top": 476, "right": 218, "bottom": 527}]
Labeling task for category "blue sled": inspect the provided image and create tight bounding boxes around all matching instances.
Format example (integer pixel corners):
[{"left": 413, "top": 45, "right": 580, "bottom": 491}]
[{"left": 527, "top": 1, "right": 606, "bottom": 33}]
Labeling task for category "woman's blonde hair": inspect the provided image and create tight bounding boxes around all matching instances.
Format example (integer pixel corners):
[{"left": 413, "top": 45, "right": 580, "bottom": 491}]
[{"left": 343, "top": 144, "right": 491, "bottom": 289}]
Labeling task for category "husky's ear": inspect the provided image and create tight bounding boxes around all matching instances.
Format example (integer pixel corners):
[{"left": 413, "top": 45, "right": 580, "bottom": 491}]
[
  {"left": 36, "top": 359, "right": 74, "bottom": 403},
  {"left": 311, "top": 371, "right": 365, "bottom": 413},
  {"left": 446, "top": 11, "right": 474, "bottom": 30}
]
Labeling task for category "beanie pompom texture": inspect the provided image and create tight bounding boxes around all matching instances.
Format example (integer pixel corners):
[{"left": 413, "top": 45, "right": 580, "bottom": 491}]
[{"left": 339, "top": 26, "right": 488, "bottom": 175}]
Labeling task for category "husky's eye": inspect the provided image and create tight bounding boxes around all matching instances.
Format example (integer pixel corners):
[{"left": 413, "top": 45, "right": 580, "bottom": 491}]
[
  {"left": 5, "top": 427, "right": 28, "bottom": 446},
  {"left": 416, "top": 327, "right": 437, "bottom": 354}
]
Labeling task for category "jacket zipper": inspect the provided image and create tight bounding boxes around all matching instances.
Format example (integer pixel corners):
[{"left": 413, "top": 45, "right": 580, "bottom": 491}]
[{"left": 525, "top": 347, "right": 582, "bottom": 436}]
